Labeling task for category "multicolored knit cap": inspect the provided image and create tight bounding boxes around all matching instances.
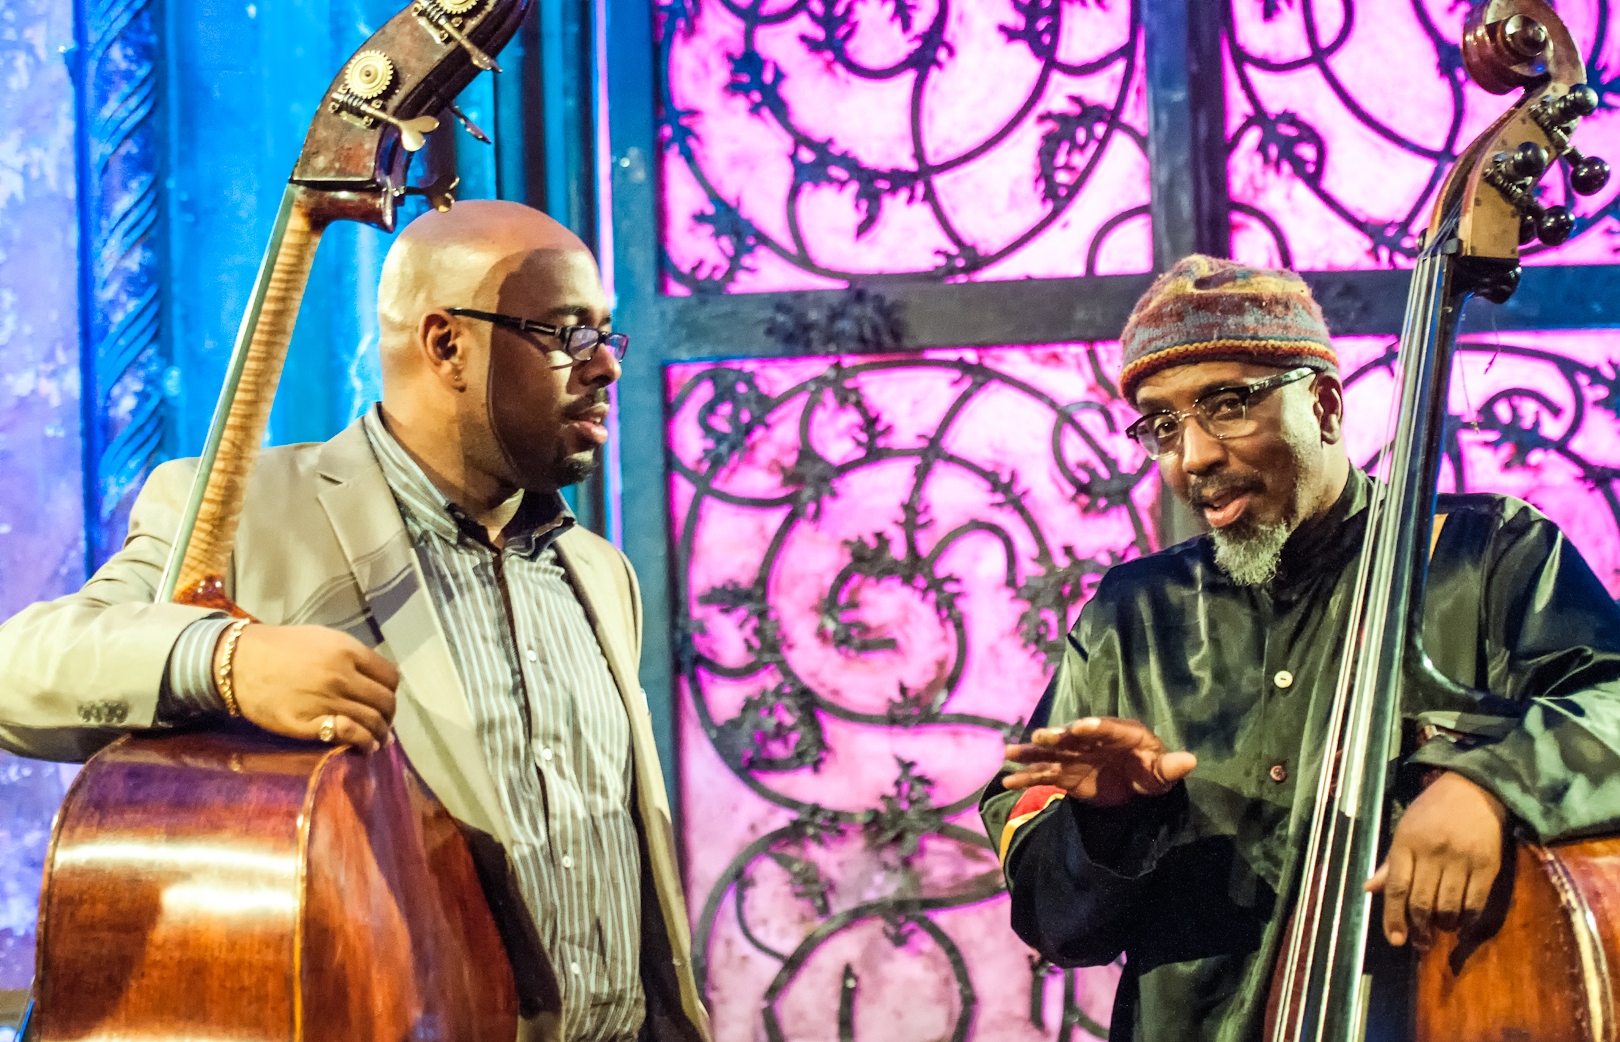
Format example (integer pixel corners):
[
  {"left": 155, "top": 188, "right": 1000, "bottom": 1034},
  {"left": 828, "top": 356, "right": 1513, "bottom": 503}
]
[{"left": 1118, "top": 255, "right": 1338, "bottom": 403}]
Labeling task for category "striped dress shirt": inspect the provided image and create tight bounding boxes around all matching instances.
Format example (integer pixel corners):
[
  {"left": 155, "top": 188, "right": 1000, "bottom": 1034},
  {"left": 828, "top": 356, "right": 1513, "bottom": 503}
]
[
  {"left": 159, "top": 406, "right": 646, "bottom": 1041},
  {"left": 363, "top": 408, "right": 645, "bottom": 1041}
]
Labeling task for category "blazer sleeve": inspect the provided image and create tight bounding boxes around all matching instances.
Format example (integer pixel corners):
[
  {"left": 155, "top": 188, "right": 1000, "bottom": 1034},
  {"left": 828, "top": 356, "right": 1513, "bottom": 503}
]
[{"left": 0, "top": 459, "right": 220, "bottom": 761}]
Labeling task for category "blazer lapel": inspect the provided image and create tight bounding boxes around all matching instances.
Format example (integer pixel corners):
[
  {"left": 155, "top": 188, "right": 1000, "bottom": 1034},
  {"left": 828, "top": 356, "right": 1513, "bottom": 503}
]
[{"left": 314, "top": 422, "right": 511, "bottom": 846}]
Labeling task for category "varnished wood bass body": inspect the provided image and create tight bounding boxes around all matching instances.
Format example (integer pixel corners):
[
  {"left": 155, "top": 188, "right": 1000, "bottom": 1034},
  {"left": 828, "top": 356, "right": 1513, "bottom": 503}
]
[
  {"left": 1416, "top": 837, "right": 1620, "bottom": 1042},
  {"left": 36, "top": 726, "right": 516, "bottom": 1040},
  {"left": 30, "top": 1, "right": 532, "bottom": 1035}
]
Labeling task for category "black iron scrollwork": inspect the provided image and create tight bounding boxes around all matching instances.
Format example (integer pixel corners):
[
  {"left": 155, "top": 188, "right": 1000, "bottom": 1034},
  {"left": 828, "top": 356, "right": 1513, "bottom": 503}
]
[
  {"left": 658, "top": 0, "right": 1147, "bottom": 290},
  {"left": 1346, "top": 335, "right": 1620, "bottom": 555},
  {"left": 1227, "top": 0, "right": 1620, "bottom": 266},
  {"left": 673, "top": 349, "right": 1153, "bottom": 1040}
]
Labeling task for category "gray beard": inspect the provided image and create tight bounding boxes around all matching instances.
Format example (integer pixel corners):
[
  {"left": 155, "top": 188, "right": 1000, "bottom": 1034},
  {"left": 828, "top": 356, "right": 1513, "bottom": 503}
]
[
  {"left": 1211, "top": 520, "right": 1291, "bottom": 587},
  {"left": 1206, "top": 407, "right": 1320, "bottom": 587}
]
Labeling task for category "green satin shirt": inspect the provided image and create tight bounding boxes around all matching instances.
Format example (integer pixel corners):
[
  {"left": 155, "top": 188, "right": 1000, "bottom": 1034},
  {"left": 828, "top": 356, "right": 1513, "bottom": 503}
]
[{"left": 981, "top": 469, "right": 1620, "bottom": 1041}]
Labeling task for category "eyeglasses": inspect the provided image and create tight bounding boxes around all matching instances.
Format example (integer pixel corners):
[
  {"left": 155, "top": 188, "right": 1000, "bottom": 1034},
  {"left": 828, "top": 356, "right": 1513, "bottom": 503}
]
[
  {"left": 1125, "top": 366, "right": 1315, "bottom": 460},
  {"left": 445, "top": 307, "right": 630, "bottom": 363}
]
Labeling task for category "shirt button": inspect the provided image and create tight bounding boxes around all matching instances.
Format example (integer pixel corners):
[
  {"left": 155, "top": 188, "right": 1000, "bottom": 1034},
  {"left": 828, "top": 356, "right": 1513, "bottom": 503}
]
[
  {"left": 1273, "top": 670, "right": 1294, "bottom": 689},
  {"left": 540, "top": 747, "right": 553, "bottom": 762},
  {"left": 570, "top": 961, "right": 581, "bottom": 975},
  {"left": 1270, "top": 764, "right": 1288, "bottom": 783},
  {"left": 526, "top": 647, "right": 538, "bottom": 663},
  {"left": 561, "top": 854, "right": 574, "bottom": 869}
]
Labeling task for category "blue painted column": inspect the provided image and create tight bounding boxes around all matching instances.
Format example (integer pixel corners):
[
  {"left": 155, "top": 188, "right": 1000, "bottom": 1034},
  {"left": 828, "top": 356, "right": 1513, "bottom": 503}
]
[
  {"left": 75, "top": 0, "right": 168, "bottom": 568},
  {"left": 0, "top": 0, "right": 86, "bottom": 1001}
]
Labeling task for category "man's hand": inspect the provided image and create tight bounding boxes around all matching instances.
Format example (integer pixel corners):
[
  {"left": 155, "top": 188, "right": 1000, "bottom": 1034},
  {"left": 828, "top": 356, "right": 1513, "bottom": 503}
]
[
  {"left": 1002, "top": 717, "right": 1197, "bottom": 807},
  {"left": 219, "top": 625, "right": 400, "bottom": 753},
  {"left": 1365, "top": 770, "right": 1508, "bottom": 947}
]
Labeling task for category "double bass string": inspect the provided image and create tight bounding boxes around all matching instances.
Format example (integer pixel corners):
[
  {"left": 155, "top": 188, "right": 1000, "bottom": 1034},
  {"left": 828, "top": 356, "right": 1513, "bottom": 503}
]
[{"left": 1272, "top": 239, "right": 1454, "bottom": 1042}]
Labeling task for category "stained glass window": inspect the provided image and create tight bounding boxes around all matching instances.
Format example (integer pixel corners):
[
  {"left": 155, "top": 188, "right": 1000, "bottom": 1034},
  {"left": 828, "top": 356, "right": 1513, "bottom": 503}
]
[
  {"left": 1227, "top": 0, "right": 1620, "bottom": 270},
  {"left": 668, "top": 344, "right": 1152, "bottom": 1040},
  {"left": 657, "top": 0, "right": 1152, "bottom": 294}
]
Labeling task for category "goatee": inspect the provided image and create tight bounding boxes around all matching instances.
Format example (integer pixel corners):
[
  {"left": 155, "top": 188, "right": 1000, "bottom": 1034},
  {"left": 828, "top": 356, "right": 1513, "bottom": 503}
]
[
  {"left": 554, "top": 446, "right": 600, "bottom": 489},
  {"left": 1211, "top": 519, "right": 1291, "bottom": 587}
]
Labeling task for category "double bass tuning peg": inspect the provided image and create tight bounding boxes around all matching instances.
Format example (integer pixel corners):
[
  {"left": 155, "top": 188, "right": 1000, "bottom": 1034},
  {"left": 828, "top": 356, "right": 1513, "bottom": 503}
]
[
  {"left": 1552, "top": 85, "right": 1600, "bottom": 125},
  {"left": 1567, "top": 149, "right": 1611, "bottom": 196},
  {"left": 1517, "top": 202, "right": 1575, "bottom": 246},
  {"left": 1505, "top": 141, "right": 1548, "bottom": 180}
]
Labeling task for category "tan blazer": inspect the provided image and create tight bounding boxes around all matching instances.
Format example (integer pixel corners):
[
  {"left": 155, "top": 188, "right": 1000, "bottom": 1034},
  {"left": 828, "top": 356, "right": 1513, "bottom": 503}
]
[{"left": 0, "top": 420, "right": 711, "bottom": 1042}]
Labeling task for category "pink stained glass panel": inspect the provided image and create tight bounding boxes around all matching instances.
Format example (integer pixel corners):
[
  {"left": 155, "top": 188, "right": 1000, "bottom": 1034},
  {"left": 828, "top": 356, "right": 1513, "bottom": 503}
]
[
  {"left": 1338, "top": 329, "right": 1620, "bottom": 595},
  {"left": 1227, "top": 0, "right": 1620, "bottom": 271},
  {"left": 658, "top": 0, "right": 1153, "bottom": 294},
  {"left": 667, "top": 344, "right": 1155, "bottom": 1041}
]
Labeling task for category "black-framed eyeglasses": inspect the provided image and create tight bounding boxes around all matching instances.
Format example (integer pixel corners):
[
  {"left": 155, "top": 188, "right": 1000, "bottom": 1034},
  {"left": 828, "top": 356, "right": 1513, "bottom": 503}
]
[
  {"left": 445, "top": 307, "right": 630, "bottom": 363},
  {"left": 1126, "top": 366, "right": 1315, "bottom": 460}
]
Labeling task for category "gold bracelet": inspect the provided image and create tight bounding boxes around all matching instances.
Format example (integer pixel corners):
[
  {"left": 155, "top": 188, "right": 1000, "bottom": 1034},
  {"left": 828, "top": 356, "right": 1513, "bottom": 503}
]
[{"left": 215, "top": 618, "right": 252, "bottom": 717}]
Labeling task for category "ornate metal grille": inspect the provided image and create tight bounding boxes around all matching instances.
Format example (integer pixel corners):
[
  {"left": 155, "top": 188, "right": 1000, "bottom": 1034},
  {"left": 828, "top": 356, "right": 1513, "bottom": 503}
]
[
  {"left": 657, "top": 0, "right": 1152, "bottom": 294},
  {"left": 1342, "top": 330, "right": 1620, "bottom": 595},
  {"left": 667, "top": 328, "right": 1620, "bottom": 1040},
  {"left": 668, "top": 344, "right": 1151, "bottom": 1040},
  {"left": 1226, "top": 0, "right": 1620, "bottom": 270}
]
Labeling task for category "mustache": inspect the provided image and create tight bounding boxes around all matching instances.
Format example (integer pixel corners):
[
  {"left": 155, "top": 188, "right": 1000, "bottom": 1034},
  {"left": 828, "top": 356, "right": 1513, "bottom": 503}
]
[
  {"left": 562, "top": 390, "right": 610, "bottom": 420},
  {"left": 1187, "top": 474, "right": 1264, "bottom": 509}
]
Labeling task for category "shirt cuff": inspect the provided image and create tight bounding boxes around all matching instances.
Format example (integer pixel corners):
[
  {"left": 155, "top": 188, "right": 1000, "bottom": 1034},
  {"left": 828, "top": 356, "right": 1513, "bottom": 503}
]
[{"left": 156, "top": 616, "right": 234, "bottom": 724}]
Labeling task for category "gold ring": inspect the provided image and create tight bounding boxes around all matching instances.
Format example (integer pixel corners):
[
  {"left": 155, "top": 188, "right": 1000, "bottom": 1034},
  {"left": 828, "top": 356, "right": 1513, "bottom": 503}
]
[{"left": 318, "top": 715, "right": 337, "bottom": 743}]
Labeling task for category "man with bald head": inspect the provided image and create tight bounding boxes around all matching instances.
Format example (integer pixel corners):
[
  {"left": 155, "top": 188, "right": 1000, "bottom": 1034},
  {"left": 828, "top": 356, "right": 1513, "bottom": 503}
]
[{"left": 0, "top": 200, "right": 710, "bottom": 1042}]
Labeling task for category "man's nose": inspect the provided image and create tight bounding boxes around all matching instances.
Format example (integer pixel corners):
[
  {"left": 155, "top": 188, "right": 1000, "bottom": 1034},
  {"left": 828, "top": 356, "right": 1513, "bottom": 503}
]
[
  {"left": 1177, "top": 418, "right": 1226, "bottom": 474},
  {"left": 575, "top": 342, "right": 623, "bottom": 388}
]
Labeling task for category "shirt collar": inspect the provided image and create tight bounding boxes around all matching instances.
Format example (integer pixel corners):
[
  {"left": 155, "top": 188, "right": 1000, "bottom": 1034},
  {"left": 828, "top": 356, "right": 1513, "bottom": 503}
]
[
  {"left": 361, "top": 404, "right": 574, "bottom": 555},
  {"left": 1273, "top": 466, "right": 1371, "bottom": 593}
]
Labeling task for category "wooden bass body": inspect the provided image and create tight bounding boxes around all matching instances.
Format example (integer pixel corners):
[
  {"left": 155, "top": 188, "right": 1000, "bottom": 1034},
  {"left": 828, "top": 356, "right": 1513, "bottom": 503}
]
[
  {"left": 1416, "top": 837, "right": 1620, "bottom": 1042},
  {"left": 33, "top": 725, "right": 517, "bottom": 1041}
]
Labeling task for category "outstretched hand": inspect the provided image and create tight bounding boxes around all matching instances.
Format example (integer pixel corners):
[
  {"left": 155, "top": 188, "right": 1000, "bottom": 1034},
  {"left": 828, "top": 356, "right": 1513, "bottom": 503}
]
[
  {"left": 1002, "top": 716, "right": 1197, "bottom": 807},
  {"left": 1365, "top": 770, "right": 1508, "bottom": 947},
  {"left": 220, "top": 624, "right": 400, "bottom": 753}
]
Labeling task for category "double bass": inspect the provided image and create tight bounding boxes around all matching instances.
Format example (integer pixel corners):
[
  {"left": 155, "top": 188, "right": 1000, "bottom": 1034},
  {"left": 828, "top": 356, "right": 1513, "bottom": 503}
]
[
  {"left": 1267, "top": 1, "right": 1619, "bottom": 1039},
  {"left": 30, "top": 2, "right": 532, "bottom": 1038}
]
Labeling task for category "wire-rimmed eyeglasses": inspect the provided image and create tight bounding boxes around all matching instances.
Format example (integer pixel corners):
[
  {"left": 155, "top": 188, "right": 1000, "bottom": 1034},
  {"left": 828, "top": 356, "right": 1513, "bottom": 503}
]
[
  {"left": 446, "top": 307, "right": 630, "bottom": 363},
  {"left": 1125, "top": 366, "right": 1316, "bottom": 460}
]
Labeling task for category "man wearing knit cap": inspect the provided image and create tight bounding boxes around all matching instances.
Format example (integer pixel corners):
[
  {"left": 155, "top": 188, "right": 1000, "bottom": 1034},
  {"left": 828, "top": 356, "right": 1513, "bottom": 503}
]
[{"left": 981, "top": 256, "right": 1620, "bottom": 1040}]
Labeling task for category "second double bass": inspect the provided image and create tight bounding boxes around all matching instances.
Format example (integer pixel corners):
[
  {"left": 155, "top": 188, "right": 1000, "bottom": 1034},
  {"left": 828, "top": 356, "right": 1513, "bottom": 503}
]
[{"left": 1269, "top": 2, "right": 1620, "bottom": 1040}]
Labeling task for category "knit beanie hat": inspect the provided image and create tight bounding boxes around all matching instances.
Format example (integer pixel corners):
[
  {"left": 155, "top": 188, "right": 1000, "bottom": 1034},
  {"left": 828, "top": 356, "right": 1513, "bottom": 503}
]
[{"left": 1118, "top": 255, "right": 1339, "bottom": 403}]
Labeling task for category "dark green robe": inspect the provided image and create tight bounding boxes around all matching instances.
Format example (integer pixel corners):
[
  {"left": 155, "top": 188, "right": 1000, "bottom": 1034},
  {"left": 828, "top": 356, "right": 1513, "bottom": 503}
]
[{"left": 981, "top": 469, "right": 1620, "bottom": 1041}]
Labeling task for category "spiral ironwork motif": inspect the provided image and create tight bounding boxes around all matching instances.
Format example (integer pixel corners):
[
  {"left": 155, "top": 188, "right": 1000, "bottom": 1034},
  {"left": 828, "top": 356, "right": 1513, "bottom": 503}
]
[
  {"left": 1225, "top": 0, "right": 1620, "bottom": 269},
  {"left": 669, "top": 343, "right": 1151, "bottom": 1039},
  {"left": 657, "top": 0, "right": 1152, "bottom": 293}
]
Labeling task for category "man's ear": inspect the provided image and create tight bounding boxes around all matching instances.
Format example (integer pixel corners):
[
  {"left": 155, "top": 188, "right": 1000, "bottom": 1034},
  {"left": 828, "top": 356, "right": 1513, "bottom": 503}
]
[
  {"left": 418, "top": 310, "right": 466, "bottom": 391},
  {"left": 1313, "top": 372, "right": 1345, "bottom": 445}
]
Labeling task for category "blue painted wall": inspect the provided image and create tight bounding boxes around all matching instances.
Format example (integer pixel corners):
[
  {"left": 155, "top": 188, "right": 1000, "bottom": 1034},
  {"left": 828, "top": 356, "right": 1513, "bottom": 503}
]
[
  {"left": 0, "top": 0, "right": 85, "bottom": 997},
  {"left": 165, "top": 0, "right": 409, "bottom": 457}
]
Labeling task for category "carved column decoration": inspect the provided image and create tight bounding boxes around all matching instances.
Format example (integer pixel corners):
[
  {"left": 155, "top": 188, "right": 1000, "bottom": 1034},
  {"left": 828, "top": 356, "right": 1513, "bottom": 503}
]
[{"left": 73, "top": 0, "right": 169, "bottom": 568}]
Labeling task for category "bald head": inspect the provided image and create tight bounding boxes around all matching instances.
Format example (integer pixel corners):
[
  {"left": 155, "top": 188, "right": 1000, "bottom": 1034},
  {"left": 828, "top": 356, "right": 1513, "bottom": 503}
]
[{"left": 377, "top": 200, "right": 592, "bottom": 370}]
